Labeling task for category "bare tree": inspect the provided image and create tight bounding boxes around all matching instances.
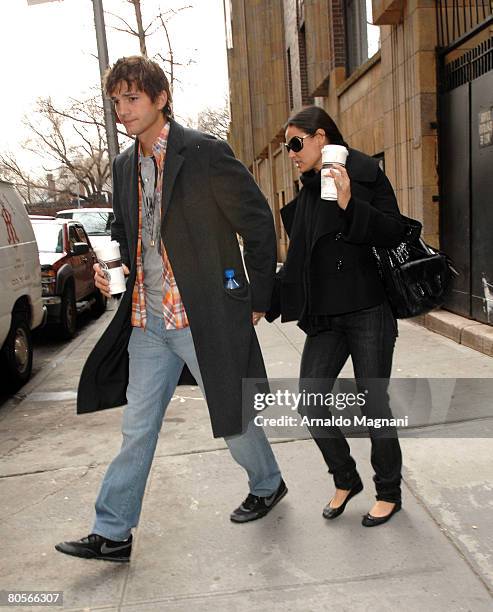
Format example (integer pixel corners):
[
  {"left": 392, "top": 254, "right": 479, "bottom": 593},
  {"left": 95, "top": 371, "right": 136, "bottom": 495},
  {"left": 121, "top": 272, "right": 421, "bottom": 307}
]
[
  {"left": 0, "top": 0, "right": 199, "bottom": 208},
  {"left": 48, "top": 90, "right": 131, "bottom": 145},
  {"left": 154, "top": 5, "right": 193, "bottom": 92},
  {"left": 0, "top": 96, "right": 116, "bottom": 207},
  {"left": 130, "top": 0, "right": 148, "bottom": 55},
  {"left": 106, "top": 0, "right": 194, "bottom": 92},
  {"left": 109, "top": 0, "right": 149, "bottom": 56},
  {"left": 0, "top": 155, "right": 49, "bottom": 206},
  {"left": 0, "top": 150, "right": 93, "bottom": 209},
  {"left": 196, "top": 102, "right": 231, "bottom": 140}
]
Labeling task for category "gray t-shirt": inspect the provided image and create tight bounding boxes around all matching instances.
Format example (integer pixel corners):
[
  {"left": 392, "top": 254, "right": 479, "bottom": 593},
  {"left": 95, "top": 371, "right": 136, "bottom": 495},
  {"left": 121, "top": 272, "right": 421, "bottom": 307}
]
[{"left": 140, "top": 155, "right": 164, "bottom": 318}]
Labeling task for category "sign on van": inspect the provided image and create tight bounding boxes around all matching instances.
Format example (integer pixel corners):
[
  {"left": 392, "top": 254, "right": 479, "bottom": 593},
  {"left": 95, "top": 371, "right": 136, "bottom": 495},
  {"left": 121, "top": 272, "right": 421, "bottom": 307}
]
[{"left": 0, "top": 193, "right": 21, "bottom": 245}]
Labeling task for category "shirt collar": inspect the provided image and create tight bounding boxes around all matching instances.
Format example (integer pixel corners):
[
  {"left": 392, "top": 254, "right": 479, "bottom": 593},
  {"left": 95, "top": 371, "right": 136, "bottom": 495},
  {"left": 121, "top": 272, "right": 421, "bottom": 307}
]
[
  {"left": 138, "top": 120, "right": 170, "bottom": 161},
  {"left": 152, "top": 120, "right": 170, "bottom": 157}
]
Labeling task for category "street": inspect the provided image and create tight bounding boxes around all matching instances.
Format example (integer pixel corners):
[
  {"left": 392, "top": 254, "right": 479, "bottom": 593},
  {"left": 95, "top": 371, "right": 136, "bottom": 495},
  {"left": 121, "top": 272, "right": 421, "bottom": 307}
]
[
  {"left": 0, "top": 310, "right": 492, "bottom": 611},
  {"left": 0, "top": 303, "right": 118, "bottom": 409}
]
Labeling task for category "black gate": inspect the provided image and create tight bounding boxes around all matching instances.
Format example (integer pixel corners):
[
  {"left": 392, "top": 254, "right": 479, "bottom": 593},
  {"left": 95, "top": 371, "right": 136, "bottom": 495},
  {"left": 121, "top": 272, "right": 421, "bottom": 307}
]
[
  {"left": 471, "top": 66, "right": 493, "bottom": 323},
  {"left": 438, "top": 31, "right": 493, "bottom": 324}
]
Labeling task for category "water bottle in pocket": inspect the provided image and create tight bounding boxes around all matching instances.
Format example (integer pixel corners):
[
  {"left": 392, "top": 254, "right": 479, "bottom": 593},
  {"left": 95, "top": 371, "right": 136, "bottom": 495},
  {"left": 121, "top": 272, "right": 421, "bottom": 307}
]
[{"left": 224, "top": 268, "right": 240, "bottom": 289}]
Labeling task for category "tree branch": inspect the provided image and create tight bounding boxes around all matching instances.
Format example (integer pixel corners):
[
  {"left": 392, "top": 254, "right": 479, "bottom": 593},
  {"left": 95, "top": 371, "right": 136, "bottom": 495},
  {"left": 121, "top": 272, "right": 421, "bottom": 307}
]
[{"left": 105, "top": 11, "right": 139, "bottom": 37}]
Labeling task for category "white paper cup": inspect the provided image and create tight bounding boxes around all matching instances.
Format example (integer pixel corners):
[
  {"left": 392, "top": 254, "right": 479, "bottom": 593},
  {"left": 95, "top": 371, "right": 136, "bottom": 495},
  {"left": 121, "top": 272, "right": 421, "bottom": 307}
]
[
  {"left": 321, "top": 145, "right": 349, "bottom": 200},
  {"left": 322, "top": 145, "right": 349, "bottom": 165},
  {"left": 94, "top": 241, "right": 126, "bottom": 295}
]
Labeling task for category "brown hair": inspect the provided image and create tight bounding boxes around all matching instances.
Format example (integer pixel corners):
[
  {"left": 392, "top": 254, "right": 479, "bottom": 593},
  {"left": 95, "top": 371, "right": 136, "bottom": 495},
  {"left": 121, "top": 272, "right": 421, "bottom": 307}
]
[{"left": 104, "top": 56, "right": 173, "bottom": 117}]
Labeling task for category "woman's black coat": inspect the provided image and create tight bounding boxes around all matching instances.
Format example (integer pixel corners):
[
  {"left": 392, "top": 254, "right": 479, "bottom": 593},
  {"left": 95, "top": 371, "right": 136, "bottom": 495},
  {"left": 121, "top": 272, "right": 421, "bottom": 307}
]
[{"left": 267, "top": 148, "right": 405, "bottom": 325}]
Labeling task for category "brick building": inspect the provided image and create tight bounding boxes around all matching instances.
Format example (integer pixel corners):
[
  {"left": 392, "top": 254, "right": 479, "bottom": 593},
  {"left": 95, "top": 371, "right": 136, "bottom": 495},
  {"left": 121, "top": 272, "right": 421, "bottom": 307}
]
[{"left": 225, "top": 0, "right": 493, "bottom": 330}]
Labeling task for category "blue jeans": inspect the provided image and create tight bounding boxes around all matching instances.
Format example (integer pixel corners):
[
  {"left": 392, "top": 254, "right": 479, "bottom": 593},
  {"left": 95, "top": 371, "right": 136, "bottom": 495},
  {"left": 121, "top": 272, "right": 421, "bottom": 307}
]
[{"left": 93, "top": 311, "right": 281, "bottom": 540}]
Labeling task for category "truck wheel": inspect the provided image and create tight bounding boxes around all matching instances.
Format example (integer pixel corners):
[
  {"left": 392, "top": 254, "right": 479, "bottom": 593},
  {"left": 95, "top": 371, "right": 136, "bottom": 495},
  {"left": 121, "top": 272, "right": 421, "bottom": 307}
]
[
  {"left": 91, "top": 290, "right": 107, "bottom": 318},
  {"left": 60, "top": 285, "right": 77, "bottom": 339},
  {"left": 1, "top": 314, "right": 33, "bottom": 392}
]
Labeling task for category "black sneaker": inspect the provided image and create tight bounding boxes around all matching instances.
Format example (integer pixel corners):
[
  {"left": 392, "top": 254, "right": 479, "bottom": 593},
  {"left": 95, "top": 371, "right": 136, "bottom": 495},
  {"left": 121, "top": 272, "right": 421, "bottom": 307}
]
[
  {"left": 55, "top": 533, "right": 132, "bottom": 562},
  {"left": 230, "top": 479, "right": 288, "bottom": 523}
]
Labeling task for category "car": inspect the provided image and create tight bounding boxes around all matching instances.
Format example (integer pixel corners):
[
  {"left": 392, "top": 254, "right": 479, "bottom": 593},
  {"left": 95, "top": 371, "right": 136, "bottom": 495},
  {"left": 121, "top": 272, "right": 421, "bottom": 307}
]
[
  {"left": 55, "top": 207, "right": 114, "bottom": 250},
  {"left": 0, "top": 181, "right": 46, "bottom": 392},
  {"left": 30, "top": 217, "right": 106, "bottom": 339}
]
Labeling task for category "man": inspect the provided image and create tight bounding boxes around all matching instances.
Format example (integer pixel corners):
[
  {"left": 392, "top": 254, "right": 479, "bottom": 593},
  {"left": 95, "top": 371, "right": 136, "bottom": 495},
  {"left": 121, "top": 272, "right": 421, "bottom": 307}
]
[{"left": 55, "top": 56, "right": 286, "bottom": 563}]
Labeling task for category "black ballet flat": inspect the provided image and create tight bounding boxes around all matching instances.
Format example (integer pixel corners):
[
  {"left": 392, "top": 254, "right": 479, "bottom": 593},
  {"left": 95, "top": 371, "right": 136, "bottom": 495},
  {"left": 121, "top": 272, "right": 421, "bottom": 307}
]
[
  {"left": 361, "top": 501, "right": 402, "bottom": 527},
  {"left": 322, "top": 481, "right": 364, "bottom": 520}
]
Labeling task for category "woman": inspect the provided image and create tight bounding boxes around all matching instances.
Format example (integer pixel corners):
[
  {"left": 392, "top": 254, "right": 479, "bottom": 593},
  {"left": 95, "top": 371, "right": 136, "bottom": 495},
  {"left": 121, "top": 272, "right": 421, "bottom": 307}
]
[{"left": 268, "top": 106, "right": 405, "bottom": 526}]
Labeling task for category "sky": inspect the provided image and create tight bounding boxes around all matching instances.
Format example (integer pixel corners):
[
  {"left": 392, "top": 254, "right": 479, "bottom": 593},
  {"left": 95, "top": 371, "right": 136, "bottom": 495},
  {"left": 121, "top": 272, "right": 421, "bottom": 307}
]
[{"left": 1, "top": 0, "right": 229, "bottom": 172}]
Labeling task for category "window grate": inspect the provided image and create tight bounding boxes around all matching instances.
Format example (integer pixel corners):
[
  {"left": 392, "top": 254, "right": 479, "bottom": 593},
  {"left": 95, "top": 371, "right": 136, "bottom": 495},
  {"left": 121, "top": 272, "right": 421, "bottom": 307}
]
[
  {"left": 436, "top": 0, "right": 492, "bottom": 50},
  {"left": 442, "top": 36, "right": 493, "bottom": 91}
]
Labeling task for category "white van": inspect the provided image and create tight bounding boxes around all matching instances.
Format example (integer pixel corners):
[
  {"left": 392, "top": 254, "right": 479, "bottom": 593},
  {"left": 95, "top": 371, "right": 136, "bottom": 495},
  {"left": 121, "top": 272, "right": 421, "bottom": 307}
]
[{"left": 0, "top": 181, "right": 46, "bottom": 392}]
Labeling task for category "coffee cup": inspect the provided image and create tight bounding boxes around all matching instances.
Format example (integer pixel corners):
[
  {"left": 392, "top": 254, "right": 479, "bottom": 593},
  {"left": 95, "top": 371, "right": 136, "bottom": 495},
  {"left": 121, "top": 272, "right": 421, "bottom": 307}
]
[
  {"left": 94, "top": 241, "right": 126, "bottom": 295},
  {"left": 321, "top": 145, "right": 349, "bottom": 200}
]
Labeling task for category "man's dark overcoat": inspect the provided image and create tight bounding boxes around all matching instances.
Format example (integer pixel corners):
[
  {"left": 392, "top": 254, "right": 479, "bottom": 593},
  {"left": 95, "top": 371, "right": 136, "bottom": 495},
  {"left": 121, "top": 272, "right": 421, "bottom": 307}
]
[{"left": 77, "top": 119, "right": 276, "bottom": 438}]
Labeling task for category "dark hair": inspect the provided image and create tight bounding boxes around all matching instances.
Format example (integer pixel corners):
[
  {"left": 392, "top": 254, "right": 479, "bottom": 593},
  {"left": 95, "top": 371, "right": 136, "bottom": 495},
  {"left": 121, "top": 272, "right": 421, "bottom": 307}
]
[
  {"left": 285, "top": 106, "right": 347, "bottom": 147},
  {"left": 103, "top": 56, "right": 173, "bottom": 118}
]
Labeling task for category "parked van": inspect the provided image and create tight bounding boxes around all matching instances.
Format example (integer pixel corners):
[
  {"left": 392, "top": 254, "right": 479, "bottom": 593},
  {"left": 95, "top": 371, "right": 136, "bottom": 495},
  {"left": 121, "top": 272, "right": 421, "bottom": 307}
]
[{"left": 0, "top": 181, "right": 46, "bottom": 392}]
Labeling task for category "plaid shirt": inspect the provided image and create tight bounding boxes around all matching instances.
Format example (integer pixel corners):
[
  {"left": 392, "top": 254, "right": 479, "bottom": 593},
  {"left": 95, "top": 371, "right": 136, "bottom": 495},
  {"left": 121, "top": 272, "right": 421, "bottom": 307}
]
[{"left": 131, "top": 122, "right": 189, "bottom": 330}]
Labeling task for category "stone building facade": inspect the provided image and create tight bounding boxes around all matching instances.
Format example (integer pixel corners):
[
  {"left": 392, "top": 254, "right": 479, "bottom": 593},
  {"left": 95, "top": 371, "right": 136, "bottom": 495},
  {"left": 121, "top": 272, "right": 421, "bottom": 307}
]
[{"left": 225, "top": 0, "right": 493, "bottom": 329}]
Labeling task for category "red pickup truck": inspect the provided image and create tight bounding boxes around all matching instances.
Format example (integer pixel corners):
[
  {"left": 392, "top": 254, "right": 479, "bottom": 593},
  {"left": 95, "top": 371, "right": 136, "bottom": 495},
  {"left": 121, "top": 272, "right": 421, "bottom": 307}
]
[{"left": 30, "top": 217, "right": 106, "bottom": 339}]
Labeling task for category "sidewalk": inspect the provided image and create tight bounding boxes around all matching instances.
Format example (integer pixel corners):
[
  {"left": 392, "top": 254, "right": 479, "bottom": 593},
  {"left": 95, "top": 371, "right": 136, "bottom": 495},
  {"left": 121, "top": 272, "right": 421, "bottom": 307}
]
[{"left": 0, "top": 308, "right": 492, "bottom": 611}]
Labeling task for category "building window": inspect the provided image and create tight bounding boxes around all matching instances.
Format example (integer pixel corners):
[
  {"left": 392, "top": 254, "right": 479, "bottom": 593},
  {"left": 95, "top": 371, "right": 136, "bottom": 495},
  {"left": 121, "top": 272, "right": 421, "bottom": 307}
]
[
  {"left": 345, "top": 0, "right": 381, "bottom": 75},
  {"left": 298, "top": 24, "right": 313, "bottom": 106},
  {"left": 366, "top": 0, "right": 380, "bottom": 57},
  {"left": 297, "top": 0, "right": 305, "bottom": 27},
  {"left": 287, "top": 48, "right": 294, "bottom": 109},
  {"left": 224, "top": 0, "right": 233, "bottom": 50}
]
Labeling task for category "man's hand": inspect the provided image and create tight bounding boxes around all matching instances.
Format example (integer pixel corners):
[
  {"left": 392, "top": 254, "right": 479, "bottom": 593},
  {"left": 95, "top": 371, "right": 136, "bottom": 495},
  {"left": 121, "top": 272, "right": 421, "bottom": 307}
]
[
  {"left": 252, "top": 311, "right": 265, "bottom": 326},
  {"left": 94, "top": 263, "right": 129, "bottom": 298}
]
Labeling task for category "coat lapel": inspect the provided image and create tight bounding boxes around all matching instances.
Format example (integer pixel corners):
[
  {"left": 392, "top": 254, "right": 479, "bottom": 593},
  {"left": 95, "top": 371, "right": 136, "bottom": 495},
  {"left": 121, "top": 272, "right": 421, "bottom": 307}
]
[
  {"left": 161, "top": 119, "right": 185, "bottom": 221},
  {"left": 122, "top": 140, "right": 139, "bottom": 260}
]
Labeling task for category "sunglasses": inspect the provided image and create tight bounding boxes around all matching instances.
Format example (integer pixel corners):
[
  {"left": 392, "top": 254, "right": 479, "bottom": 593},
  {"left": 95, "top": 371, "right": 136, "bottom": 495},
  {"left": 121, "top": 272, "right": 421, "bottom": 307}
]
[{"left": 284, "top": 134, "right": 312, "bottom": 153}]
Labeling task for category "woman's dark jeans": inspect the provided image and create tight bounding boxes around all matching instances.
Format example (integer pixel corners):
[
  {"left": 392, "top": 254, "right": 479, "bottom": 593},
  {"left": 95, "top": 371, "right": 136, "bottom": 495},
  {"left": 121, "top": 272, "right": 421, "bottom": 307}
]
[{"left": 300, "top": 301, "right": 402, "bottom": 503}]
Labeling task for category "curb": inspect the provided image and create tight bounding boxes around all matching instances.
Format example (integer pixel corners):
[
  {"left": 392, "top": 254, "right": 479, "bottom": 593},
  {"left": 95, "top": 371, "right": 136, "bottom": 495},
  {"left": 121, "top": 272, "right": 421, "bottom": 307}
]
[
  {"left": 0, "top": 307, "right": 114, "bottom": 422},
  {"left": 412, "top": 310, "right": 493, "bottom": 357}
]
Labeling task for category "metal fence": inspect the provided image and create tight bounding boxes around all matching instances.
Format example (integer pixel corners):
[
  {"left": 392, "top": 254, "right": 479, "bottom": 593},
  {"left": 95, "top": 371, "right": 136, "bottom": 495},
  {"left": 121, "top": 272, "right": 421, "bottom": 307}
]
[
  {"left": 442, "top": 36, "right": 493, "bottom": 90},
  {"left": 436, "top": 0, "right": 493, "bottom": 49}
]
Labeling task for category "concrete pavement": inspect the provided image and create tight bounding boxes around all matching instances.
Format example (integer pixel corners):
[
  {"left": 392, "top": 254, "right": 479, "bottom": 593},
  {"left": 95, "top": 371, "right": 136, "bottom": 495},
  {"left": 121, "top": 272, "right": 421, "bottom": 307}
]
[{"left": 0, "top": 304, "right": 492, "bottom": 611}]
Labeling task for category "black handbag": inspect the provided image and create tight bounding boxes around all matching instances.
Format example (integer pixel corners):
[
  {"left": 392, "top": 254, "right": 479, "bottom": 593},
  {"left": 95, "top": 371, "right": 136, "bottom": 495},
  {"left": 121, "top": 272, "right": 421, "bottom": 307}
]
[{"left": 372, "top": 216, "right": 458, "bottom": 319}]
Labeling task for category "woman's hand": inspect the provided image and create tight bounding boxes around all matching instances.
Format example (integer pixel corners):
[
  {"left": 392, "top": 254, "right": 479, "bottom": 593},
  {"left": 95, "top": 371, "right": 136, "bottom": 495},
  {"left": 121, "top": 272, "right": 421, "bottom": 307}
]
[{"left": 330, "top": 164, "right": 351, "bottom": 210}]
